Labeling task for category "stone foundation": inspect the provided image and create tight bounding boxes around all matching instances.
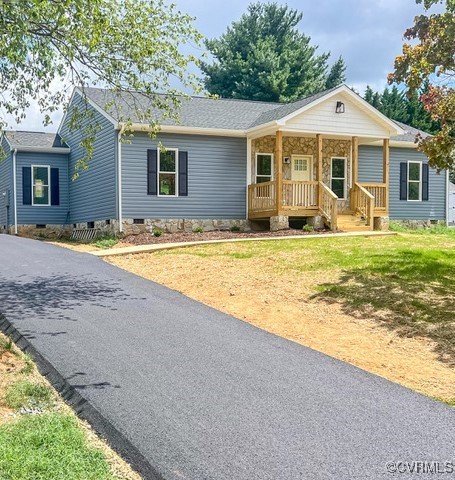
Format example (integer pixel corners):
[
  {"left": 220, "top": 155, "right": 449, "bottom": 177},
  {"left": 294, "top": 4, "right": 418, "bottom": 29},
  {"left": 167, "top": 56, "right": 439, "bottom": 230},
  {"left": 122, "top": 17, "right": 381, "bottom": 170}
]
[
  {"left": 121, "top": 218, "right": 251, "bottom": 236},
  {"left": 392, "top": 219, "right": 446, "bottom": 230},
  {"left": 269, "top": 215, "right": 289, "bottom": 232},
  {"left": 16, "top": 224, "right": 72, "bottom": 238},
  {"left": 306, "top": 215, "right": 325, "bottom": 230},
  {"left": 373, "top": 216, "right": 390, "bottom": 231}
]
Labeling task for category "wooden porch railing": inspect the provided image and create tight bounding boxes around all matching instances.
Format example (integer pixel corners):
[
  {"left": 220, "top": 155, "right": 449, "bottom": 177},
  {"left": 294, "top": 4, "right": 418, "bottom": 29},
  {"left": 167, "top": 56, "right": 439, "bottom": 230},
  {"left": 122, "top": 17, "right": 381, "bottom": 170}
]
[
  {"left": 318, "top": 181, "right": 338, "bottom": 231},
  {"left": 248, "top": 180, "right": 339, "bottom": 230},
  {"left": 359, "top": 183, "right": 388, "bottom": 212},
  {"left": 351, "top": 182, "right": 375, "bottom": 228},
  {"left": 248, "top": 181, "right": 277, "bottom": 215},
  {"left": 282, "top": 180, "right": 318, "bottom": 208}
]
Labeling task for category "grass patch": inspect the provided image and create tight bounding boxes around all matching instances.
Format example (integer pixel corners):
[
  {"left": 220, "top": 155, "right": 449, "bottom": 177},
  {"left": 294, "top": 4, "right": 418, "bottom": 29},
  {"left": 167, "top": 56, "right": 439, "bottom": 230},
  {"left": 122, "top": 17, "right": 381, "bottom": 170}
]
[
  {"left": 0, "top": 413, "right": 115, "bottom": 480},
  {"left": 5, "top": 380, "right": 52, "bottom": 410},
  {"left": 93, "top": 234, "right": 119, "bottom": 249},
  {"left": 0, "top": 336, "right": 14, "bottom": 355},
  {"left": 161, "top": 232, "right": 455, "bottom": 364}
]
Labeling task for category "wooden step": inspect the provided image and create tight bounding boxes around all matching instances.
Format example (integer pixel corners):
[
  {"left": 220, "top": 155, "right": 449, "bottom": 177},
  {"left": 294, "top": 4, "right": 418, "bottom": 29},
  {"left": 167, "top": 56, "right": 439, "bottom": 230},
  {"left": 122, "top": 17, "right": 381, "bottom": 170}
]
[{"left": 337, "top": 214, "right": 371, "bottom": 232}]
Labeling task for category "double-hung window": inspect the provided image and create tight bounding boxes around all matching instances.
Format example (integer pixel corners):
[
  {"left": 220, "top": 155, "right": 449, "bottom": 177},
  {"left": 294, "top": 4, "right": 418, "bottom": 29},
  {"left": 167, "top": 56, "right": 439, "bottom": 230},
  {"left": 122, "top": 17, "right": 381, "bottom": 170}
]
[
  {"left": 256, "top": 153, "right": 273, "bottom": 183},
  {"left": 407, "top": 161, "right": 422, "bottom": 201},
  {"left": 330, "top": 157, "right": 346, "bottom": 199},
  {"left": 32, "top": 165, "right": 50, "bottom": 206},
  {"left": 158, "top": 148, "right": 178, "bottom": 196}
]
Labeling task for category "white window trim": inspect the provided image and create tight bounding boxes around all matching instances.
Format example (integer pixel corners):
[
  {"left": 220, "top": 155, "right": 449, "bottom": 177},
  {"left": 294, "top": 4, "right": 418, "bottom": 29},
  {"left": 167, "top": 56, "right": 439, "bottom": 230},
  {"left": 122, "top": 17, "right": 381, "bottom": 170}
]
[
  {"left": 330, "top": 157, "right": 347, "bottom": 200},
  {"left": 31, "top": 165, "right": 51, "bottom": 207},
  {"left": 157, "top": 147, "right": 179, "bottom": 197},
  {"left": 291, "top": 154, "right": 313, "bottom": 180},
  {"left": 407, "top": 160, "right": 422, "bottom": 202},
  {"left": 255, "top": 152, "right": 274, "bottom": 183}
]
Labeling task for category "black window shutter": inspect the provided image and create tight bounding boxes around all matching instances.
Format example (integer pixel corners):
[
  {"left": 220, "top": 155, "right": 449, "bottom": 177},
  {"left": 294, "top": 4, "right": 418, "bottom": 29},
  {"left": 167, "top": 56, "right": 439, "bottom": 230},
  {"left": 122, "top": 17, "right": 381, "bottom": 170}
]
[
  {"left": 51, "top": 168, "right": 60, "bottom": 206},
  {"left": 399, "top": 162, "right": 407, "bottom": 200},
  {"left": 22, "top": 167, "right": 32, "bottom": 205},
  {"left": 178, "top": 151, "right": 188, "bottom": 197},
  {"left": 422, "top": 163, "right": 429, "bottom": 201},
  {"left": 147, "top": 149, "right": 158, "bottom": 195}
]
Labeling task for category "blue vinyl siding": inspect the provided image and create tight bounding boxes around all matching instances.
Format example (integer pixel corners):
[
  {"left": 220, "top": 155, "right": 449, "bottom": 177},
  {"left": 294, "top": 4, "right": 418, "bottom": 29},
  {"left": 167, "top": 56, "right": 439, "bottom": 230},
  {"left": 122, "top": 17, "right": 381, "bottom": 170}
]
[
  {"left": 0, "top": 137, "right": 12, "bottom": 229},
  {"left": 359, "top": 145, "right": 446, "bottom": 220},
  {"left": 16, "top": 152, "right": 69, "bottom": 225},
  {"left": 358, "top": 145, "right": 384, "bottom": 183},
  {"left": 122, "top": 133, "right": 247, "bottom": 219},
  {"left": 59, "top": 93, "right": 117, "bottom": 223}
]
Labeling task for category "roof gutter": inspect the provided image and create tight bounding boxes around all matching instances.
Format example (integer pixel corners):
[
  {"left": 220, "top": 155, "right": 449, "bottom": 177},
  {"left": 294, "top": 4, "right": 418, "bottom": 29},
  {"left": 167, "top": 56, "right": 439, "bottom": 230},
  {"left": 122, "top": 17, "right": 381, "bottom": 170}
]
[
  {"left": 11, "top": 146, "right": 71, "bottom": 153},
  {"left": 12, "top": 149, "right": 18, "bottom": 235},
  {"left": 119, "top": 122, "right": 246, "bottom": 138}
]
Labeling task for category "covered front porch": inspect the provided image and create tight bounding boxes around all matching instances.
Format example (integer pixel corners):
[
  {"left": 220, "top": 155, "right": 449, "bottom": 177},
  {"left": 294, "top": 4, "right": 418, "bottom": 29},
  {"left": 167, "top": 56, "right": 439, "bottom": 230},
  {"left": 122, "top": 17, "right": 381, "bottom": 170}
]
[{"left": 247, "top": 131, "right": 390, "bottom": 231}]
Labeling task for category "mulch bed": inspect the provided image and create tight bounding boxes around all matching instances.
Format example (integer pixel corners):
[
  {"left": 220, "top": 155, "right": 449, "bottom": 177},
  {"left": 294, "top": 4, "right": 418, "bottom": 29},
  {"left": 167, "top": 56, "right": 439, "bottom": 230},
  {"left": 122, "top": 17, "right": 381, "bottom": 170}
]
[{"left": 122, "top": 228, "right": 332, "bottom": 246}]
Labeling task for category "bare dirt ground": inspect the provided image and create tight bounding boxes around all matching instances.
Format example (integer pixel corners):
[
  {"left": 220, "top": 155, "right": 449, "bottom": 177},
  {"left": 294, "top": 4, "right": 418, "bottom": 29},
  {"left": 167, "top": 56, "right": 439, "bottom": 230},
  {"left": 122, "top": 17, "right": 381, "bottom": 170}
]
[{"left": 107, "top": 244, "right": 455, "bottom": 403}]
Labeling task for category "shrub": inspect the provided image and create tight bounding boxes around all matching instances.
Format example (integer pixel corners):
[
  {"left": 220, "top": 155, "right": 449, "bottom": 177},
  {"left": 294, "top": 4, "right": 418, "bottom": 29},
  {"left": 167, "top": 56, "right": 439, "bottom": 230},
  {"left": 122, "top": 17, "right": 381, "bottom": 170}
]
[
  {"left": 192, "top": 226, "right": 204, "bottom": 233},
  {"left": 302, "top": 224, "right": 314, "bottom": 232},
  {"left": 0, "top": 336, "right": 14, "bottom": 355},
  {"left": 153, "top": 228, "right": 163, "bottom": 237},
  {"left": 230, "top": 225, "right": 241, "bottom": 232},
  {"left": 93, "top": 234, "right": 118, "bottom": 249}
]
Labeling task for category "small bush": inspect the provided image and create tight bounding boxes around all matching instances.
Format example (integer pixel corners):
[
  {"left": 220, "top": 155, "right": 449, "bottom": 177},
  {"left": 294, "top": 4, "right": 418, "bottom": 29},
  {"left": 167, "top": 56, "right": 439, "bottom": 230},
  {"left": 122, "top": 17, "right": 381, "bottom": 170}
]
[
  {"left": 230, "top": 225, "right": 241, "bottom": 232},
  {"left": 153, "top": 228, "right": 163, "bottom": 237},
  {"left": 389, "top": 222, "right": 455, "bottom": 236},
  {"left": 19, "top": 354, "right": 35, "bottom": 375},
  {"left": 192, "top": 226, "right": 204, "bottom": 233},
  {"left": 5, "top": 380, "right": 52, "bottom": 410},
  {"left": 93, "top": 234, "right": 118, "bottom": 249},
  {"left": 302, "top": 224, "right": 314, "bottom": 232}
]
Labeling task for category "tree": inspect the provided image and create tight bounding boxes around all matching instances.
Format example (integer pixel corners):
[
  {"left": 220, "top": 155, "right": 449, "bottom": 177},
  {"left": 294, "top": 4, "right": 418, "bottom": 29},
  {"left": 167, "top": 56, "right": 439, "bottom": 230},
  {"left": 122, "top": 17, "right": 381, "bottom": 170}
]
[
  {"left": 388, "top": 0, "right": 454, "bottom": 172},
  {"left": 325, "top": 56, "right": 347, "bottom": 89},
  {"left": 363, "top": 83, "right": 440, "bottom": 134},
  {"left": 200, "top": 2, "right": 345, "bottom": 102},
  {"left": 0, "top": 0, "right": 202, "bottom": 173}
]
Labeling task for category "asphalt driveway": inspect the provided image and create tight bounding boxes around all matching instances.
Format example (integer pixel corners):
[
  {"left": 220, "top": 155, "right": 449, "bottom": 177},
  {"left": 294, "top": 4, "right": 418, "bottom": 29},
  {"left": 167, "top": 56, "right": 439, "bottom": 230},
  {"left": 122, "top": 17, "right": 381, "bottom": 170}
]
[{"left": 0, "top": 234, "right": 454, "bottom": 479}]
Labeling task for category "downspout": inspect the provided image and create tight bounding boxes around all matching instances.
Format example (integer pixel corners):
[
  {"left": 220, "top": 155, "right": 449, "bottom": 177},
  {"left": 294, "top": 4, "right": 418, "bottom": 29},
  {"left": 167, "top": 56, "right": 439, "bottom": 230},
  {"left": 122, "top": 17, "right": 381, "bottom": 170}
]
[
  {"left": 12, "top": 149, "right": 18, "bottom": 235},
  {"left": 117, "top": 128, "right": 123, "bottom": 233}
]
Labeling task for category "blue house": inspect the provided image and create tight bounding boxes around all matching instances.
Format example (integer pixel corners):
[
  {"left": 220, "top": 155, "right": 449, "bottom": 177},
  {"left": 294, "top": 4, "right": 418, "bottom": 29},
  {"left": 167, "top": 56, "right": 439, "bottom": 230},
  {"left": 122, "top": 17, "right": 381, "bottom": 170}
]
[{"left": 0, "top": 85, "right": 449, "bottom": 235}]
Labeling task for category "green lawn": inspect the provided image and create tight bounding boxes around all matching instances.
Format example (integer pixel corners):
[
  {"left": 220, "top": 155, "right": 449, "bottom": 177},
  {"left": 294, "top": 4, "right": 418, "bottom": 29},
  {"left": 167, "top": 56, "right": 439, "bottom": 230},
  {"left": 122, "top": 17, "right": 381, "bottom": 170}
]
[{"left": 161, "top": 227, "right": 455, "bottom": 365}]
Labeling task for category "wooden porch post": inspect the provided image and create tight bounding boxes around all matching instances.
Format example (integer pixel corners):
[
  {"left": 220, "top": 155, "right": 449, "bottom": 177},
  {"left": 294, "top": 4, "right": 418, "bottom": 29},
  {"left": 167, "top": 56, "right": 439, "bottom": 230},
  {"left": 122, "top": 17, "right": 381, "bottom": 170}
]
[
  {"left": 383, "top": 138, "right": 390, "bottom": 214},
  {"left": 352, "top": 136, "right": 359, "bottom": 184},
  {"left": 276, "top": 130, "right": 283, "bottom": 215},
  {"left": 316, "top": 134, "right": 323, "bottom": 207}
]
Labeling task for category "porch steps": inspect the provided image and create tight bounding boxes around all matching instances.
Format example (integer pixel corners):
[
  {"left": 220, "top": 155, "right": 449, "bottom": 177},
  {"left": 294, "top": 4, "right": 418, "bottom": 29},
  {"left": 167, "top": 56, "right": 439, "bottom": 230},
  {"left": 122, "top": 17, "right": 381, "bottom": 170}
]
[{"left": 337, "top": 214, "right": 371, "bottom": 232}]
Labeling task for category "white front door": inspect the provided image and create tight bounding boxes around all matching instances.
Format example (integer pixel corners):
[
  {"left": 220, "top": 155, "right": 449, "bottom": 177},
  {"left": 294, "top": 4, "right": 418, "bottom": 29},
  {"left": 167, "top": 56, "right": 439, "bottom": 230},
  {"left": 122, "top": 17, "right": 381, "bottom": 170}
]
[{"left": 291, "top": 155, "right": 311, "bottom": 181}]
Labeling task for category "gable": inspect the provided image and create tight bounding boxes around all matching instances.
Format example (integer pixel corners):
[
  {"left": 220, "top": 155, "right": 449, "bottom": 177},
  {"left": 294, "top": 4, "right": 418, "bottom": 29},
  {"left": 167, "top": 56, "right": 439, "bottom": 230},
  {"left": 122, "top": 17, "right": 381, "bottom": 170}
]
[{"left": 283, "top": 92, "right": 394, "bottom": 138}]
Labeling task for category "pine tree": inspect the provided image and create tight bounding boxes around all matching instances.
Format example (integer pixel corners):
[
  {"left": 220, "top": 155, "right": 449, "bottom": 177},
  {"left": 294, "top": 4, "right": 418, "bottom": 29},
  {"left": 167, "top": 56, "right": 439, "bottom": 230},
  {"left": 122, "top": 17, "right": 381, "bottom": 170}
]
[
  {"left": 325, "top": 56, "right": 347, "bottom": 89},
  {"left": 201, "top": 3, "right": 343, "bottom": 102}
]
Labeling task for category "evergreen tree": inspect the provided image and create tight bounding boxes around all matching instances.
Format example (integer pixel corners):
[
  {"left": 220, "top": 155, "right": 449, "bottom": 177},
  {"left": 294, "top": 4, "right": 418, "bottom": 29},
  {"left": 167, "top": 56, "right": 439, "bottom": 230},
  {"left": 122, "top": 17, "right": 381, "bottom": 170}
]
[
  {"left": 201, "top": 3, "right": 345, "bottom": 102},
  {"left": 325, "top": 56, "right": 347, "bottom": 89}
]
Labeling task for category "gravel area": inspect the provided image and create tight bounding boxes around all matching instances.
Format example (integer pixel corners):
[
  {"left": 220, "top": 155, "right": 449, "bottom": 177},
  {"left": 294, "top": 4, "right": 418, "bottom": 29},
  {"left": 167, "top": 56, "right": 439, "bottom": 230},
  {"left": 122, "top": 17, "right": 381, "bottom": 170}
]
[{"left": 123, "top": 228, "right": 332, "bottom": 245}]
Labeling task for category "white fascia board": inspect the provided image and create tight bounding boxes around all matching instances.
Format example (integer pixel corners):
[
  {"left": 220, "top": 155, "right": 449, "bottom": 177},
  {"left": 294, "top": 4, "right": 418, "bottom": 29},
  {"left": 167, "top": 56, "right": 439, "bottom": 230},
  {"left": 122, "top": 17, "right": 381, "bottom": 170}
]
[
  {"left": 1, "top": 133, "right": 12, "bottom": 150},
  {"left": 276, "top": 85, "right": 406, "bottom": 136},
  {"left": 14, "top": 147, "right": 71, "bottom": 153},
  {"left": 57, "top": 87, "right": 117, "bottom": 135},
  {"left": 123, "top": 122, "right": 246, "bottom": 138},
  {"left": 368, "top": 139, "right": 418, "bottom": 149}
]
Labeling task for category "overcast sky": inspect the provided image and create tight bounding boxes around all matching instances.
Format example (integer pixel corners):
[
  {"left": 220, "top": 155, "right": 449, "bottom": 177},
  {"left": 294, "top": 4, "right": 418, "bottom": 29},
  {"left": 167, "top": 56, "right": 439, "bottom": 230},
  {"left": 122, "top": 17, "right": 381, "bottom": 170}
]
[{"left": 6, "top": 0, "right": 429, "bottom": 132}]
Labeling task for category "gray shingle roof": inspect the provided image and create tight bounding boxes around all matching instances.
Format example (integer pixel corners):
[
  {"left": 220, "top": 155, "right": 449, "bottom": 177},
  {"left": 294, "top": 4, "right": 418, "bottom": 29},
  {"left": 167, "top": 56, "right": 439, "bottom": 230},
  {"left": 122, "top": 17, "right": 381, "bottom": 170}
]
[
  {"left": 391, "top": 121, "right": 431, "bottom": 142},
  {"left": 83, "top": 86, "right": 425, "bottom": 142},
  {"left": 4, "top": 131, "right": 68, "bottom": 149}
]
